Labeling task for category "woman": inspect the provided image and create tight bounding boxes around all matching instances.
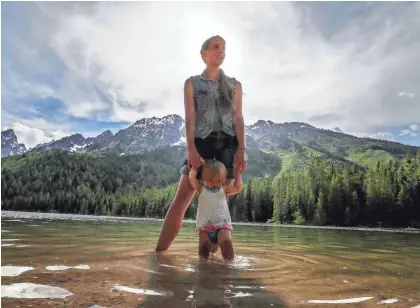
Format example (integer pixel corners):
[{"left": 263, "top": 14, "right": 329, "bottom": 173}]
[{"left": 155, "top": 35, "right": 247, "bottom": 252}]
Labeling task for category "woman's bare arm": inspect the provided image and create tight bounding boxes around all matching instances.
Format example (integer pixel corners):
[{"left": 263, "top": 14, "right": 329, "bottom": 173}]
[
  {"left": 233, "top": 82, "right": 245, "bottom": 150},
  {"left": 184, "top": 78, "right": 196, "bottom": 152}
]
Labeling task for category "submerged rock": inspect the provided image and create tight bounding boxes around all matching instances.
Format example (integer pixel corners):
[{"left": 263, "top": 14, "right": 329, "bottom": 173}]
[
  {"left": 1, "top": 266, "right": 34, "bottom": 277},
  {"left": 1, "top": 282, "right": 73, "bottom": 299}
]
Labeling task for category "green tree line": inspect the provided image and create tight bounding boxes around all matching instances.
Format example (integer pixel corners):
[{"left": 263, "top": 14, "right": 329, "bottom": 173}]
[
  {"left": 1, "top": 150, "right": 419, "bottom": 227},
  {"left": 272, "top": 152, "right": 420, "bottom": 227}
]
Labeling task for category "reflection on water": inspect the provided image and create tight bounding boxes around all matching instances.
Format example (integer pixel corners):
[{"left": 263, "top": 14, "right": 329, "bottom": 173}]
[
  {"left": 1, "top": 211, "right": 420, "bottom": 307},
  {"left": 141, "top": 252, "right": 285, "bottom": 307}
]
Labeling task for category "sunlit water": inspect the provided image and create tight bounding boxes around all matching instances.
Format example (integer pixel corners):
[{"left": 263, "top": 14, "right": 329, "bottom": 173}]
[{"left": 1, "top": 211, "right": 420, "bottom": 308}]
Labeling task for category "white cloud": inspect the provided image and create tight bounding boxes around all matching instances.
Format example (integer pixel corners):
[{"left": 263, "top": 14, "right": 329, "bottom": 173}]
[
  {"left": 10, "top": 122, "right": 71, "bottom": 148},
  {"left": 1, "top": 116, "right": 72, "bottom": 148},
  {"left": 398, "top": 91, "right": 416, "bottom": 98},
  {"left": 400, "top": 124, "right": 420, "bottom": 137},
  {"left": 2, "top": 2, "right": 420, "bottom": 138},
  {"left": 400, "top": 129, "right": 411, "bottom": 136},
  {"left": 409, "top": 124, "right": 419, "bottom": 132},
  {"left": 367, "top": 132, "right": 396, "bottom": 142},
  {"left": 350, "top": 131, "right": 397, "bottom": 142},
  {"left": 17, "top": 118, "right": 71, "bottom": 133}
]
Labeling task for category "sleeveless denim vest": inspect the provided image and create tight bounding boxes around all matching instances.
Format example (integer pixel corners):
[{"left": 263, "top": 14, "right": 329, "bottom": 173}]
[{"left": 191, "top": 72, "right": 237, "bottom": 139}]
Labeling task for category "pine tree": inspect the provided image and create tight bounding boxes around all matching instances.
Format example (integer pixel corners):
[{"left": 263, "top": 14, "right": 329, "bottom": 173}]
[
  {"left": 315, "top": 190, "right": 327, "bottom": 225},
  {"left": 327, "top": 174, "right": 344, "bottom": 225},
  {"left": 245, "top": 179, "right": 253, "bottom": 222}
]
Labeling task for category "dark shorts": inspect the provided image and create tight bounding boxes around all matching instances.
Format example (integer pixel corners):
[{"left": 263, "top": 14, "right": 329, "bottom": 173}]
[{"left": 181, "top": 131, "right": 238, "bottom": 179}]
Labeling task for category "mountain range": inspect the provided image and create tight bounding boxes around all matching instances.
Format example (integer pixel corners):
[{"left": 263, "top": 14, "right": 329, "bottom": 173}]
[{"left": 2, "top": 114, "right": 419, "bottom": 173}]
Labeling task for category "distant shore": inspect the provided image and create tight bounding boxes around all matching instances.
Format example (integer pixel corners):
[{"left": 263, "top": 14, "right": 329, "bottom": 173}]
[{"left": 2, "top": 210, "right": 419, "bottom": 234}]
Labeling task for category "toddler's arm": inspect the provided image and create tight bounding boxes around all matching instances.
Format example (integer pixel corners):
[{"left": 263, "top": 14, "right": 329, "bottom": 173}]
[
  {"left": 189, "top": 167, "right": 202, "bottom": 194},
  {"left": 224, "top": 171, "right": 243, "bottom": 196}
]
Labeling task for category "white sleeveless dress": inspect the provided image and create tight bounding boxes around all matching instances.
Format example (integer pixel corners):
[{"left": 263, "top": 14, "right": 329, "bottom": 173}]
[{"left": 196, "top": 186, "right": 233, "bottom": 232}]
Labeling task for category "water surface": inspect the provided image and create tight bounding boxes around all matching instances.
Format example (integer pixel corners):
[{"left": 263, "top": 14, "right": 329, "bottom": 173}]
[{"left": 1, "top": 211, "right": 420, "bottom": 307}]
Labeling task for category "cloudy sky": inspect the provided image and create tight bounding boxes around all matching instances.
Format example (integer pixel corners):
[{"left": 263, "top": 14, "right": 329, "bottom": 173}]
[{"left": 2, "top": 1, "right": 420, "bottom": 148}]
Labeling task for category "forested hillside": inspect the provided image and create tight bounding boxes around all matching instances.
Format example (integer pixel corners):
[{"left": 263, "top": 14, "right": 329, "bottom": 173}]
[
  {"left": 2, "top": 147, "right": 419, "bottom": 227},
  {"left": 1, "top": 148, "right": 279, "bottom": 216}
]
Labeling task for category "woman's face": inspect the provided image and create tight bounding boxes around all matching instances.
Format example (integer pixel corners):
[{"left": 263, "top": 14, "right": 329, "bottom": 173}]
[{"left": 203, "top": 38, "right": 226, "bottom": 67}]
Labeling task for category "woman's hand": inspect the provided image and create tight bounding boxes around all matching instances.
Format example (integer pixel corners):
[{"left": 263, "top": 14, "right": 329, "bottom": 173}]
[
  {"left": 233, "top": 148, "right": 247, "bottom": 174},
  {"left": 187, "top": 147, "right": 204, "bottom": 170}
]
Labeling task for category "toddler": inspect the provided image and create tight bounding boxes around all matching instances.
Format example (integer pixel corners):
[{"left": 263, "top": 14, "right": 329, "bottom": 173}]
[{"left": 189, "top": 159, "right": 243, "bottom": 261}]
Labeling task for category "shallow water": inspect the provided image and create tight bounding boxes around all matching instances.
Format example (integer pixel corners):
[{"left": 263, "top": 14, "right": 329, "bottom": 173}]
[{"left": 1, "top": 211, "right": 420, "bottom": 308}]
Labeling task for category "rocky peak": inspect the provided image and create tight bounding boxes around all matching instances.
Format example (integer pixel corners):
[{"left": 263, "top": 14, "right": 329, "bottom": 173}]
[
  {"left": 32, "top": 133, "right": 88, "bottom": 152},
  {"left": 1, "top": 129, "right": 27, "bottom": 157},
  {"left": 89, "top": 130, "right": 114, "bottom": 144}
]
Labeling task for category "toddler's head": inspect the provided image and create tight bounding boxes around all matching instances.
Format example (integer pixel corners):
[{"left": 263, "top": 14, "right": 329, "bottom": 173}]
[{"left": 201, "top": 159, "right": 227, "bottom": 189}]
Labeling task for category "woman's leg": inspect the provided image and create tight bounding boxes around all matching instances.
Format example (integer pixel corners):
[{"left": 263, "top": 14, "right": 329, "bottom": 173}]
[
  {"left": 155, "top": 175, "right": 196, "bottom": 252},
  {"left": 217, "top": 229, "right": 235, "bottom": 261},
  {"left": 154, "top": 135, "right": 216, "bottom": 252},
  {"left": 218, "top": 134, "right": 237, "bottom": 185}
]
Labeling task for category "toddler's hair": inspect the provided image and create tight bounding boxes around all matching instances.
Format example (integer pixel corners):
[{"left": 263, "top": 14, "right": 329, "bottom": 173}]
[{"left": 202, "top": 159, "right": 226, "bottom": 180}]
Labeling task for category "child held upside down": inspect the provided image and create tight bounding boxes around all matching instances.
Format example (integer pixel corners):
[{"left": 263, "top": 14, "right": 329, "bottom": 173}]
[{"left": 189, "top": 159, "right": 243, "bottom": 261}]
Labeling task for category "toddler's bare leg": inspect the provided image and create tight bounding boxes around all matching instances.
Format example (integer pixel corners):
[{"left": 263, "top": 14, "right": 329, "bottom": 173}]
[
  {"left": 198, "top": 231, "right": 212, "bottom": 259},
  {"left": 217, "top": 229, "right": 234, "bottom": 261}
]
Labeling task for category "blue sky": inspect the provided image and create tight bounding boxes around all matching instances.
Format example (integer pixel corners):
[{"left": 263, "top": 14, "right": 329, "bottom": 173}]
[{"left": 1, "top": 2, "right": 420, "bottom": 147}]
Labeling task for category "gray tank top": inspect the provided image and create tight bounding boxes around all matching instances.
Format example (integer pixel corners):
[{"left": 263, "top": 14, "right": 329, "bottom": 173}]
[{"left": 190, "top": 72, "right": 237, "bottom": 139}]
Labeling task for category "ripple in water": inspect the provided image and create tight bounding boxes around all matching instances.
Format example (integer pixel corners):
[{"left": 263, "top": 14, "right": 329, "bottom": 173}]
[
  {"left": 112, "top": 284, "right": 172, "bottom": 297},
  {"left": 46, "top": 265, "right": 90, "bottom": 271},
  {"left": 229, "top": 291, "right": 253, "bottom": 298},
  {"left": 307, "top": 296, "right": 373, "bottom": 304},
  {"left": 230, "top": 255, "right": 253, "bottom": 270}
]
